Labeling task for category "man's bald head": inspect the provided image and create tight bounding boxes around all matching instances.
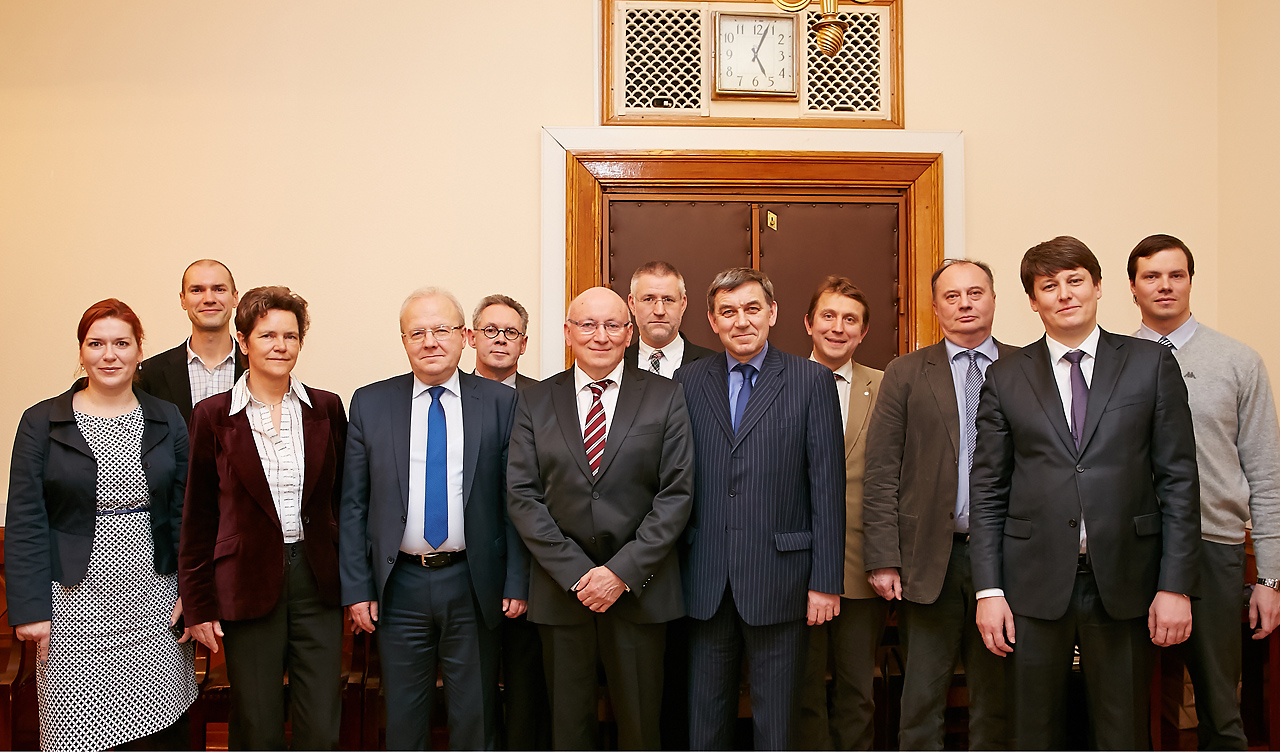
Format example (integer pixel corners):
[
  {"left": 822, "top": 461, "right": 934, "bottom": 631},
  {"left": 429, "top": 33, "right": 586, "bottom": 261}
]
[{"left": 565, "top": 287, "right": 633, "bottom": 380}]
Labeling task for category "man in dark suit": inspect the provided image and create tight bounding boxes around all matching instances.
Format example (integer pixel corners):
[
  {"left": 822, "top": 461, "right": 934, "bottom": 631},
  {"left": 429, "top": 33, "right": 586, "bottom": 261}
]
[
  {"left": 467, "top": 292, "right": 548, "bottom": 749},
  {"left": 137, "top": 259, "right": 246, "bottom": 422},
  {"left": 862, "top": 260, "right": 1013, "bottom": 750},
  {"left": 624, "top": 260, "right": 715, "bottom": 377},
  {"left": 339, "top": 287, "right": 528, "bottom": 750},
  {"left": 506, "top": 286, "right": 694, "bottom": 750},
  {"left": 970, "top": 236, "right": 1201, "bottom": 749},
  {"left": 675, "top": 267, "right": 845, "bottom": 750}
]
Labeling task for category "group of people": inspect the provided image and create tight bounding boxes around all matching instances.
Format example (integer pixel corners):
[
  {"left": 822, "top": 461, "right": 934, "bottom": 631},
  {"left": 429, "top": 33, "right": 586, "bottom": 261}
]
[{"left": 4, "top": 233, "right": 1278, "bottom": 751}]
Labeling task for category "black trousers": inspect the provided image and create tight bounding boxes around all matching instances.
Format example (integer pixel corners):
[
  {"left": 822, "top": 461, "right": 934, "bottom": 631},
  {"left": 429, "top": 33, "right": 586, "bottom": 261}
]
[
  {"left": 1012, "top": 568, "right": 1154, "bottom": 750},
  {"left": 538, "top": 613, "right": 667, "bottom": 750},
  {"left": 898, "top": 539, "right": 1008, "bottom": 750},
  {"left": 798, "top": 597, "right": 890, "bottom": 750},
  {"left": 1182, "top": 540, "right": 1248, "bottom": 750},
  {"left": 501, "top": 613, "right": 551, "bottom": 750},
  {"left": 221, "top": 542, "right": 343, "bottom": 751},
  {"left": 688, "top": 588, "right": 809, "bottom": 750},
  {"left": 379, "top": 555, "right": 499, "bottom": 751}
]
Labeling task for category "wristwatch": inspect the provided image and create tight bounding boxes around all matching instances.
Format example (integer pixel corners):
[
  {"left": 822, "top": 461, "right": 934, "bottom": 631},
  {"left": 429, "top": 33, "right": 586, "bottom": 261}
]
[{"left": 1257, "top": 577, "right": 1280, "bottom": 591}]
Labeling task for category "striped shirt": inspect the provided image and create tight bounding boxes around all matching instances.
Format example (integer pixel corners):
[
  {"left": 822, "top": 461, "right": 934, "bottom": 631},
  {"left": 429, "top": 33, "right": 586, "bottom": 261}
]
[
  {"left": 186, "top": 338, "right": 238, "bottom": 408},
  {"left": 229, "top": 372, "right": 310, "bottom": 542}
]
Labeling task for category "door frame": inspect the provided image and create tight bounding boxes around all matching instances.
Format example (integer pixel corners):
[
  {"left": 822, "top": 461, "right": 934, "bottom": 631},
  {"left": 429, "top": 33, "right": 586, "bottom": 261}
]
[{"left": 539, "top": 126, "right": 965, "bottom": 373}]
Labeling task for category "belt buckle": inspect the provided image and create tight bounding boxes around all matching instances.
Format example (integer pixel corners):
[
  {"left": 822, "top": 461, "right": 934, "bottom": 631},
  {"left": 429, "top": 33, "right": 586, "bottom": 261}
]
[{"left": 421, "top": 552, "right": 449, "bottom": 568}]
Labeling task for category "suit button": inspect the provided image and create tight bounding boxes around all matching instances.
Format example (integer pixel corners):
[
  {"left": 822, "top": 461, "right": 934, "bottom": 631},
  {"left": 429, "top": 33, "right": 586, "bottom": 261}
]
[
  {"left": 401, "top": 515, "right": 407, "bottom": 523},
  {"left": 592, "top": 492, "right": 600, "bottom": 500},
  {"left": 729, "top": 490, "right": 736, "bottom": 497},
  {"left": 1069, "top": 519, "right": 1078, "bottom": 527},
  {"left": 143, "top": 461, "right": 151, "bottom": 469},
  {"left": 1076, "top": 466, "right": 1084, "bottom": 473},
  {"left": 949, "top": 512, "right": 955, "bottom": 519},
  {"left": 303, "top": 516, "right": 310, "bottom": 524},
  {"left": 590, "top": 537, "right": 596, "bottom": 543},
  {"left": 387, "top": 556, "right": 394, "bottom": 563}
]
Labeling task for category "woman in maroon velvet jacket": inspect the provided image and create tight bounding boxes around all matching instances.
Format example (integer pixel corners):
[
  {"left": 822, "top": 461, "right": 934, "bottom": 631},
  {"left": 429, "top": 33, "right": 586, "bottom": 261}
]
[{"left": 178, "top": 286, "right": 347, "bottom": 750}]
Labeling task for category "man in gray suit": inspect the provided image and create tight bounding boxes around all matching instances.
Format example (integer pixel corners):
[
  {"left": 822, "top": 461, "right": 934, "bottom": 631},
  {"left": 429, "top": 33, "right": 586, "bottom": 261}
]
[
  {"left": 468, "top": 293, "right": 538, "bottom": 389},
  {"left": 676, "top": 267, "right": 845, "bottom": 750},
  {"left": 862, "top": 259, "right": 1012, "bottom": 750},
  {"left": 507, "top": 286, "right": 695, "bottom": 750},
  {"left": 339, "top": 287, "right": 528, "bottom": 750}
]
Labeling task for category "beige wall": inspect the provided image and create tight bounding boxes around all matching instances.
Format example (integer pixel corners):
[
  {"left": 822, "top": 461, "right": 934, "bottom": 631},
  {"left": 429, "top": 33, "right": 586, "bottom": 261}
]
[{"left": 0, "top": 0, "right": 1271, "bottom": 510}]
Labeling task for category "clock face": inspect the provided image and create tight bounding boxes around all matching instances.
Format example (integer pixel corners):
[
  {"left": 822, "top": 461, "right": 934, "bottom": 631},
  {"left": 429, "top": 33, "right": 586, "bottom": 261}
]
[{"left": 714, "top": 12, "right": 799, "bottom": 97}]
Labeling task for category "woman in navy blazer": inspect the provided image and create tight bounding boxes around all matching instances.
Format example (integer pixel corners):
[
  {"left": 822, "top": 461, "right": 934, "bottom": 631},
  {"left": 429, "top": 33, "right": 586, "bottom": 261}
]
[
  {"left": 178, "top": 286, "right": 347, "bottom": 751},
  {"left": 5, "top": 298, "right": 197, "bottom": 750}
]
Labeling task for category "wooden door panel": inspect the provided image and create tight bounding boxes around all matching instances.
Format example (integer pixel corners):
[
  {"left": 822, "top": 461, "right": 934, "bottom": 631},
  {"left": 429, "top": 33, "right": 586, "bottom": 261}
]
[
  {"left": 607, "top": 200, "right": 752, "bottom": 352},
  {"left": 759, "top": 202, "right": 901, "bottom": 369}
]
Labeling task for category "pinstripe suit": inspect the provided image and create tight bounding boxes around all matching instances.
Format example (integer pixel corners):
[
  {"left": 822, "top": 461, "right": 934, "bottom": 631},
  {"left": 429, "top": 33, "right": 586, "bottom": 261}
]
[{"left": 675, "top": 344, "right": 846, "bottom": 749}]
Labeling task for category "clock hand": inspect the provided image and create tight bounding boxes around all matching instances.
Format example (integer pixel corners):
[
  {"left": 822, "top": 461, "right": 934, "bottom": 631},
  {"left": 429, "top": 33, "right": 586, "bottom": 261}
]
[{"left": 752, "top": 26, "right": 770, "bottom": 75}]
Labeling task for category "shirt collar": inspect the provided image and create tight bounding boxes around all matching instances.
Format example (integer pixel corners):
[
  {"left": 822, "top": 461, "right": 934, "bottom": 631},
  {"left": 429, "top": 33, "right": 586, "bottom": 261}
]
[
  {"left": 574, "top": 360, "right": 626, "bottom": 393},
  {"left": 187, "top": 337, "right": 238, "bottom": 368},
  {"left": 1045, "top": 325, "right": 1101, "bottom": 364},
  {"left": 638, "top": 333, "right": 685, "bottom": 363},
  {"left": 943, "top": 335, "right": 999, "bottom": 364},
  {"left": 725, "top": 342, "right": 769, "bottom": 374},
  {"left": 229, "top": 372, "right": 312, "bottom": 415},
  {"left": 810, "top": 353, "right": 855, "bottom": 382},
  {"left": 413, "top": 368, "right": 462, "bottom": 400},
  {"left": 1136, "top": 313, "right": 1198, "bottom": 350}
]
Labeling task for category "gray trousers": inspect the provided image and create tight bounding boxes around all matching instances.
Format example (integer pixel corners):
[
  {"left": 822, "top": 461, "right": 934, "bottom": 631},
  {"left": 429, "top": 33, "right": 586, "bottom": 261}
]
[
  {"left": 898, "top": 539, "right": 1008, "bottom": 750},
  {"left": 1183, "top": 540, "right": 1248, "bottom": 750},
  {"left": 221, "top": 542, "right": 343, "bottom": 751},
  {"left": 798, "top": 597, "right": 890, "bottom": 750}
]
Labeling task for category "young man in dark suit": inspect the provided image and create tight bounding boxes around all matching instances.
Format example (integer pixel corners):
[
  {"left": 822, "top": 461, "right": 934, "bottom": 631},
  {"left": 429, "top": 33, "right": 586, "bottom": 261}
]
[
  {"left": 506, "top": 286, "right": 694, "bottom": 750},
  {"left": 339, "top": 287, "right": 528, "bottom": 750},
  {"left": 137, "top": 259, "right": 246, "bottom": 422},
  {"left": 675, "top": 267, "right": 845, "bottom": 750},
  {"left": 970, "top": 236, "right": 1201, "bottom": 749},
  {"left": 624, "top": 261, "right": 715, "bottom": 377}
]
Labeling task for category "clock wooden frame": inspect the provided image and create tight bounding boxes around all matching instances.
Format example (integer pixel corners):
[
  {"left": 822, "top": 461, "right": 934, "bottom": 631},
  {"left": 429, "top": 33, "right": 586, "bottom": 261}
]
[{"left": 711, "top": 11, "right": 800, "bottom": 100}]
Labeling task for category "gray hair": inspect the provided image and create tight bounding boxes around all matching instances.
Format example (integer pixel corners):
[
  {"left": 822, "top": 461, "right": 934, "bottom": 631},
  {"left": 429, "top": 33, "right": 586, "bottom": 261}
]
[
  {"left": 629, "top": 261, "right": 687, "bottom": 298},
  {"left": 400, "top": 286, "right": 465, "bottom": 325},
  {"left": 706, "top": 267, "right": 774, "bottom": 312},
  {"left": 471, "top": 294, "right": 529, "bottom": 332}
]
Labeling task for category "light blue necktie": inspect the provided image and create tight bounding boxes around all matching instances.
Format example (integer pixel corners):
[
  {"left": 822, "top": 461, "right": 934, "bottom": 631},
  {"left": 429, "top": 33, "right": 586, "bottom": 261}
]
[
  {"left": 732, "top": 363, "right": 757, "bottom": 433},
  {"left": 424, "top": 386, "right": 449, "bottom": 548}
]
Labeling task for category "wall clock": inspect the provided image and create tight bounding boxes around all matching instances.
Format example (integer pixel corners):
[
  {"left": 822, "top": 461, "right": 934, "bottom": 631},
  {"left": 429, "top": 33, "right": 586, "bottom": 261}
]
[{"left": 713, "top": 12, "right": 799, "bottom": 98}]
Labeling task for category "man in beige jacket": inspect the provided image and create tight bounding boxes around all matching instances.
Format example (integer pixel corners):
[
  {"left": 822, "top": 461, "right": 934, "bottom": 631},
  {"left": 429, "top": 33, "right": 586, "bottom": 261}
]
[{"left": 798, "top": 276, "right": 888, "bottom": 750}]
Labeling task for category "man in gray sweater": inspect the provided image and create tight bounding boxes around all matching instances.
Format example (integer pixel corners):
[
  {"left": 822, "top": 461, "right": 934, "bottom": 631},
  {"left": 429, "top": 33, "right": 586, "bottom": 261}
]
[{"left": 1129, "top": 233, "right": 1280, "bottom": 750}]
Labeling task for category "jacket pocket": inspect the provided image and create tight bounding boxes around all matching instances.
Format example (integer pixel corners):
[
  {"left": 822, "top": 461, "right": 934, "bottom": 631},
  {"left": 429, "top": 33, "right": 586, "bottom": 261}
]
[
  {"left": 774, "top": 530, "right": 813, "bottom": 552},
  {"left": 1134, "top": 512, "right": 1161, "bottom": 537},
  {"left": 630, "top": 422, "right": 663, "bottom": 436},
  {"left": 1004, "top": 517, "right": 1033, "bottom": 540},
  {"left": 213, "top": 535, "right": 240, "bottom": 561}
]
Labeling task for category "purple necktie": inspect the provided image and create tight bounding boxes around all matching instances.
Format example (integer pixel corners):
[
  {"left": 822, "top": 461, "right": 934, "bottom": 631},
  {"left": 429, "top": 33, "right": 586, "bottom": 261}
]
[{"left": 1064, "top": 350, "right": 1088, "bottom": 450}]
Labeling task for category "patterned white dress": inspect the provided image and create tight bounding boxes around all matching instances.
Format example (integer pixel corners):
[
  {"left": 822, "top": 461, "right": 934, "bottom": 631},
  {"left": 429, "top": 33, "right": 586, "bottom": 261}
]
[{"left": 36, "top": 407, "right": 198, "bottom": 751}]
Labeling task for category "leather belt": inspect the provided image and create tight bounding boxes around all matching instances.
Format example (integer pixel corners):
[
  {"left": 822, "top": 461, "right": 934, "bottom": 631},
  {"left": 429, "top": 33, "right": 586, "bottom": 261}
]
[
  {"left": 398, "top": 549, "right": 467, "bottom": 568},
  {"left": 1076, "top": 553, "right": 1092, "bottom": 574}
]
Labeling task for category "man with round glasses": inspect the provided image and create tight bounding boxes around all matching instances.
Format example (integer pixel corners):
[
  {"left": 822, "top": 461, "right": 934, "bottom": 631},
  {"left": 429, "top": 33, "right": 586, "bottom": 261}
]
[{"left": 468, "top": 294, "right": 537, "bottom": 389}]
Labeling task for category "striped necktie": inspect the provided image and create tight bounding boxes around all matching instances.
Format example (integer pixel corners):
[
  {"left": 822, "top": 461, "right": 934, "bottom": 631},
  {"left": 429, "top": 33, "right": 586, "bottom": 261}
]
[
  {"left": 963, "top": 351, "right": 983, "bottom": 470},
  {"left": 583, "top": 380, "right": 612, "bottom": 474},
  {"left": 1158, "top": 335, "right": 1175, "bottom": 351}
]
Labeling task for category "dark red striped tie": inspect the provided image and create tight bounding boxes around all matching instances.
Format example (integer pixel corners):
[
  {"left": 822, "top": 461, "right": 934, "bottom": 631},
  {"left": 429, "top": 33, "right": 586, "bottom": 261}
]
[{"left": 584, "top": 380, "right": 611, "bottom": 475}]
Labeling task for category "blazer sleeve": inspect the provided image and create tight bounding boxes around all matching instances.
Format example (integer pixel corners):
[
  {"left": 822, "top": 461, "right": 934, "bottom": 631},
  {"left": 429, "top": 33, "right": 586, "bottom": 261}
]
[
  {"left": 168, "top": 402, "right": 189, "bottom": 562},
  {"left": 4, "top": 406, "right": 55, "bottom": 627},
  {"left": 500, "top": 390, "right": 530, "bottom": 601},
  {"left": 807, "top": 366, "right": 847, "bottom": 594},
  {"left": 178, "top": 403, "right": 223, "bottom": 625},
  {"left": 338, "top": 390, "right": 377, "bottom": 606},
  {"left": 1150, "top": 347, "right": 1201, "bottom": 596},
  {"left": 328, "top": 395, "right": 349, "bottom": 525},
  {"left": 861, "top": 361, "right": 910, "bottom": 571},
  {"left": 505, "top": 391, "right": 598, "bottom": 592},
  {"left": 603, "top": 385, "right": 695, "bottom": 592},
  {"left": 968, "top": 368, "right": 1015, "bottom": 592}
]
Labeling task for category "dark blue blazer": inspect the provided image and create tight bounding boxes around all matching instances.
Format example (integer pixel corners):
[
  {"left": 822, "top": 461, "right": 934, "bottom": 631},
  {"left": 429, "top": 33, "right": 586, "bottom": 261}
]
[
  {"left": 338, "top": 370, "right": 528, "bottom": 630},
  {"left": 674, "top": 345, "right": 846, "bottom": 626},
  {"left": 5, "top": 381, "right": 188, "bottom": 627}
]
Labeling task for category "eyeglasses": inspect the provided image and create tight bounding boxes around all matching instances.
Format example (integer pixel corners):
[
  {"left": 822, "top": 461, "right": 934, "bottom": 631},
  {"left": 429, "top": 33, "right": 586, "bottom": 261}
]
[
  {"left": 567, "top": 319, "right": 630, "bottom": 337},
  {"left": 402, "top": 325, "right": 464, "bottom": 344},
  {"left": 479, "top": 325, "right": 525, "bottom": 341}
]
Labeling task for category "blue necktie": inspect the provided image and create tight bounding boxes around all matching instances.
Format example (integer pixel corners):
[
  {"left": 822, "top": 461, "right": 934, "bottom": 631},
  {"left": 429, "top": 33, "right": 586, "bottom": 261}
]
[
  {"left": 732, "top": 363, "right": 757, "bottom": 433},
  {"left": 424, "top": 386, "right": 449, "bottom": 548}
]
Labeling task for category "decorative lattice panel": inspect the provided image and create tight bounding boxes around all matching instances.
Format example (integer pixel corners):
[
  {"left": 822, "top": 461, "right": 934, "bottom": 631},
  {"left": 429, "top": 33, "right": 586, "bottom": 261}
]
[
  {"left": 805, "top": 9, "right": 883, "bottom": 113},
  {"left": 623, "top": 8, "right": 703, "bottom": 110}
]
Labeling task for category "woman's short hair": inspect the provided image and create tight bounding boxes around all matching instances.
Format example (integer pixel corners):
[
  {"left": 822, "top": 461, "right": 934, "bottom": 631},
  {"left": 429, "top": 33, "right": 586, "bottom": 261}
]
[
  {"left": 235, "top": 286, "right": 311, "bottom": 342},
  {"left": 77, "top": 298, "right": 144, "bottom": 346}
]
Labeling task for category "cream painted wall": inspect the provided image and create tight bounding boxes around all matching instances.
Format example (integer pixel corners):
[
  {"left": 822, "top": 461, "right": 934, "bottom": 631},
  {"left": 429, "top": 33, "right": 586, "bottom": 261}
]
[{"left": 0, "top": 0, "right": 1271, "bottom": 511}]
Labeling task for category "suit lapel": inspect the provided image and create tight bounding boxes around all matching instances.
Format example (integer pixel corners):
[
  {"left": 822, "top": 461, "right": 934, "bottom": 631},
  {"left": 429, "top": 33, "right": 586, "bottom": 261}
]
[
  {"left": 299, "top": 400, "right": 329, "bottom": 511},
  {"left": 595, "top": 368, "right": 646, "bottom": 479},
  {"left": 844, "top": 362, "right": 874, "bottom": 458},
  {"left": 551, "top": 371, "right": 596, "bottom": 480},
  {"left": 219, "top": 416, "right": 281, "bottom": 527},
  {"left": 1077, "top": 330, "right": 1125, "bottom": 455},
  {"left": 699, "top": 355, "right": 735, "bottom": 442},
  {"left": 459, "top": 372, "right": 482, "bottom": 506},
  {"left": 733, "top": 347, "right": 784, "bottom": 447},
  {"left": 923, "top": 343, "right": 961, "bottom": 461},
  {"left": 391, "top": 375, "right": 413, "bottom": 515},
  {"left": 1021, "top": 338, "right": 1078, "bottom": 456}
]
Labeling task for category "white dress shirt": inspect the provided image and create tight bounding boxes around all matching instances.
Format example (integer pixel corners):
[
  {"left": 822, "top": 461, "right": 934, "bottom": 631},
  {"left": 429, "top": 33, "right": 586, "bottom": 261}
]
[
  {"left": 187, "top": 337, "right": 238, "bottom": 407},
  {"left": 402, "top": 369, "right": 466, "bottom": 554},
  {"left": 575, "top": 361, "right": 625, "bottom": 438},
  {"left": 637, "top": 335, "right": 686, "bottom": 379},
  {"left": 229, "top": 373, "right": 309, "bottom": 543},
  {"left": 1044, "top": 326, "right": 1101, "bottom": 554},
  {"left": 810, "top": 355, "right": 853, "bottom": 427}
]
